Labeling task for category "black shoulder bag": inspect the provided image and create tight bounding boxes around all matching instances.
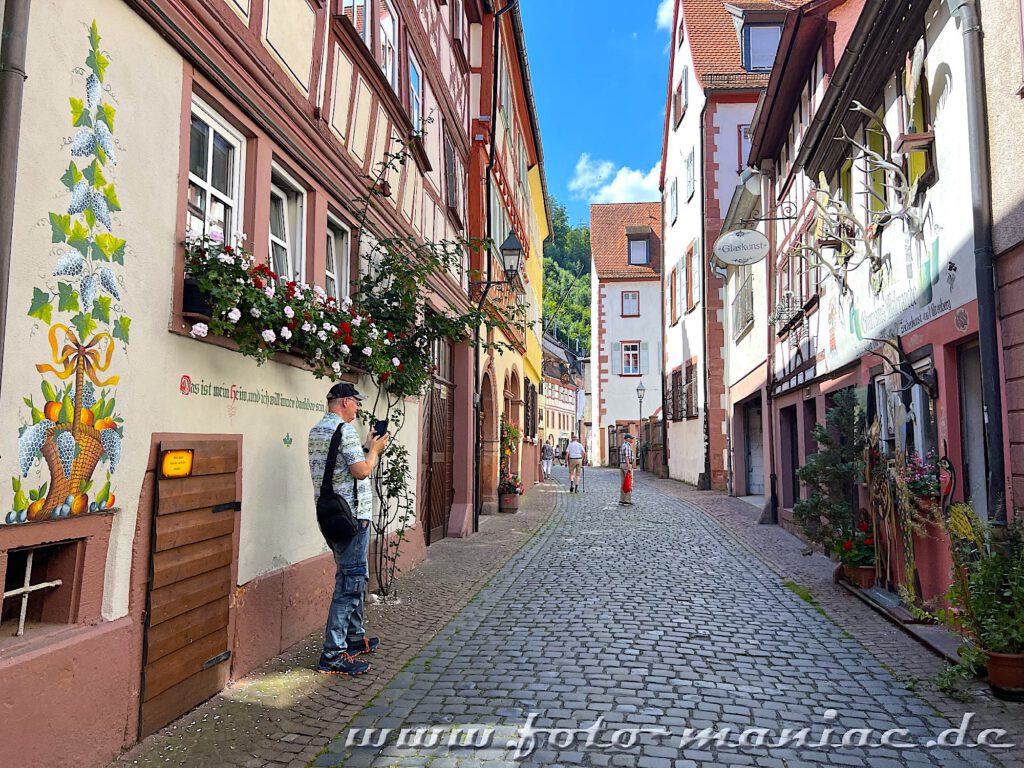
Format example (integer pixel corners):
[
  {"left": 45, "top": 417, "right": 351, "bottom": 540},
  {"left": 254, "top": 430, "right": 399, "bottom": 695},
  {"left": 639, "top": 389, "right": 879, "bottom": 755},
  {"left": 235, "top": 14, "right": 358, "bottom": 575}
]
[{"left": 316, "top": 424, "right": 360, "bottom": 545}]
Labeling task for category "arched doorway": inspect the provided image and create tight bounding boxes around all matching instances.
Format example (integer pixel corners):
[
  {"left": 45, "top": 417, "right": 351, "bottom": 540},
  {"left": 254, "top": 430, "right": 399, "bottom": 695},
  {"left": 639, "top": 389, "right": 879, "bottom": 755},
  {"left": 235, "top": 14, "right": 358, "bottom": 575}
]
[
  {"left": 480, "top": 369, "right": 498, "bottom": 514},
  {"left": 504, "top": 370, "right": 522, "bottom": 476}
]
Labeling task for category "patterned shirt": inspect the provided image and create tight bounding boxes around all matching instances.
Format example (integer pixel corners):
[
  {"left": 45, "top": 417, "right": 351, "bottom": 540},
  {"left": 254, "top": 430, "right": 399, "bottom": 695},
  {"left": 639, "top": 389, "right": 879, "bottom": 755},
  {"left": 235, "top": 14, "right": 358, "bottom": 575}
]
[
  {"left": 618, "top": 441, "right": 634, "bottom": 466},
  {"left": 308, "top": 413, "right": 372, "bottom": 520}
]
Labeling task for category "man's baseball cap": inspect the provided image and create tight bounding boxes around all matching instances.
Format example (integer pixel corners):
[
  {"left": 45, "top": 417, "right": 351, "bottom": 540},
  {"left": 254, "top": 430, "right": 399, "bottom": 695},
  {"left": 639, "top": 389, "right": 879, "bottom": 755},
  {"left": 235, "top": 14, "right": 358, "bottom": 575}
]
[
  {"left": 624, "top": 434, "right": 636, "bottom": 440},
  {"left": 327, "top": 382, "right": 366, "bottom": 402}
]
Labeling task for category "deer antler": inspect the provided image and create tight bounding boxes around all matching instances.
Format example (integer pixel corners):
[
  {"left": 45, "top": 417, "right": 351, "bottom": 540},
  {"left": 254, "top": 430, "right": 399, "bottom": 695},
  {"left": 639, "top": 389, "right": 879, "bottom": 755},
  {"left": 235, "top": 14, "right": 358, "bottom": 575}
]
[{"left": 863, "top": 335, "right": 937, "bottom": 396}]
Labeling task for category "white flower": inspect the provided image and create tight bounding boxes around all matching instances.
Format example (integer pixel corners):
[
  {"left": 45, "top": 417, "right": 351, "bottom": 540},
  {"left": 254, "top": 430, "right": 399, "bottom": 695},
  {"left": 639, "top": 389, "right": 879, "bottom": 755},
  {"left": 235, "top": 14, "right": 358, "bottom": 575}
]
[
  {"left": 362, "top": 346, "right": 373, "bottom": 356},
  {"left": 217, "top": 254, "right": 235, "bottom": 265},
  {"left": 233, "top": 230, "right": 247, "bottom": 244},
  {"left": 264, "top": 286, "right": 275, "bottom": 299},
  {"left": 314, "top": 286, "right": 327, "bottom": 300},
  {"left": 208, "top": 229, "right": 224, "bottom": 243},
  {"left": 261, "top": 329, "right": 276, "bottom": 343},
  {"left": 284, "top": 306, "right": 295, "bottom": 319},
  {"left": 190, "top": 322, "right": 209, "bottom": 338},
  {"left": 227, "top": 307, "right": 242, "bottom": 323},
  {"left": 185, "top": 227, "right": 199, "bottom": 241},
  {"left": 302, "top": 322, "right": 312, "bottom": 332},
  {"left": 331, "top": 362, "right": 342, "bottom": 374},
  {"left": 236, "top": 278, "right": 245, "bottom": 284},
  {"left": 341, "top": 296, "right": 353, "bottom": 310},
  {"left": 383, "top": 338, "right": 391, "bottom": 346},
  {"left": 318, "top": 330, "right": 328, "bottom": 342},
  {"left": 315, "top": 348, "right": 323, "bottom": 359},
  {"left": 352, "top": 315, "right": 363, "bottom": 327},
  {"left": 391, "top": 357, "right": 401, "bottom": 367},
  {"left": 340, "top": 344, "right": 350, "bottom": 355},
  {"left": 280, "top": 327, "right": 292, "bottom": 340},
  {"left": 368, "top": 327, "right": 379, "bottom": 340},
  {"left": 251, "top": 307, "right": 262, "bottom": 318}
]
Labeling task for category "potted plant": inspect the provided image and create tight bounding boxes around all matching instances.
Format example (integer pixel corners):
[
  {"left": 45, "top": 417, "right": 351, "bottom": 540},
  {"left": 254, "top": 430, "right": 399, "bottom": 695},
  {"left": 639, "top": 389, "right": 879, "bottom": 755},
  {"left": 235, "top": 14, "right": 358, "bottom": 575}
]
[
  {"left": 498, "top": 473, "right": 523, "bottom": 513},
  {"left": 894, "top": 450, "right": 941, "bottom": 518},
  {"left": 938, "top": 507, "right": 1024, "bottom": 700},
  {"left": 836, "top": 521, "right": 876, "bottom": 589}
]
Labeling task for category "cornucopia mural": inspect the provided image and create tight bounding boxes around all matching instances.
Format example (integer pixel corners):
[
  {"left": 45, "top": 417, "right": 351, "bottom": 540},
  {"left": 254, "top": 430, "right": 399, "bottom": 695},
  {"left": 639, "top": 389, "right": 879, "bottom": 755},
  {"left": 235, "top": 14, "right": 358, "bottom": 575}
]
[{"left": 6, "top": 22, "right": 129, "bottom": 525}]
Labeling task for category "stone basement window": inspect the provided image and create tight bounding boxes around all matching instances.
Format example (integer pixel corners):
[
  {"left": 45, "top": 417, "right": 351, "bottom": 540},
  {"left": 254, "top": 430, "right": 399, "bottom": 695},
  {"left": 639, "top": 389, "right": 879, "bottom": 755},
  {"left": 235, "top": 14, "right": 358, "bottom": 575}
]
[{"left": 1, "top": 541, "right": 82, "bottom": 643}]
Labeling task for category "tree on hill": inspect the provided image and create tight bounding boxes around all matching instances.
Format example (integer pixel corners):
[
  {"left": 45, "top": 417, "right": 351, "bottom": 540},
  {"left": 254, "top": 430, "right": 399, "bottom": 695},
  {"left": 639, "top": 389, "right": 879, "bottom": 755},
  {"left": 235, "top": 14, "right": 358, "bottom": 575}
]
[{"left": 542, "top": 198, "right": 590, "bottom": 351}]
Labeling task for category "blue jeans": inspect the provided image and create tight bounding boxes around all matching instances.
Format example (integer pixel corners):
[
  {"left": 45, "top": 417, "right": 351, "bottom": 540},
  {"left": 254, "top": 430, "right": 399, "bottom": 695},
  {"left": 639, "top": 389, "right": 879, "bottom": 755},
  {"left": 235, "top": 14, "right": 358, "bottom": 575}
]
[{"left": 319, "top": 520, "right": 370, "bottom": 666}]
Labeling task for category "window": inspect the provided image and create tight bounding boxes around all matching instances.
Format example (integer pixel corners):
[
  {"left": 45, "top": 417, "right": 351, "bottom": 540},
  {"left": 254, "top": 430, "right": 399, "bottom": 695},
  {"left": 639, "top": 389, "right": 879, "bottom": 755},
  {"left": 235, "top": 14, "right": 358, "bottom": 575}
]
[
  {"left": 685, "top": 149, "right": 695, "bottom": 200},
  {"left": 743, "top": 24, "right": 781, "bottom": 71},
  {"left": 498, "top": 48, "right": 511, "bottom": 124},
  {"left": 622, "top": 290, "right": 639, "bottom": 317},
  {"left": 628, "top": 237, "right": 650, "bottom": 266},
  {"left": 408, "top": 53, "right": 423, "bottom": 131},
  {"left": 444, "top": 132, "right": 462, "bottom": 219},
  {"left": 685, "top": 241, "right": 695, "bottom": 310},
  {"left": 670, "top": 178, "right": 678, "bottom": 223},
  {"left": 187, "top": 101, "right": 244, "bottom": 240},
  {"left": 678, "top": 16, "right": 685, "bottom": 47},
  {"left": 342, "top": 0, "right": 371, "bottom": 49},
  {"left": 866, "top": 116, "right": 887, "bottom": 215},
  {"left": 732, "top": 264, "right": 754, "bottom": 339},
  {"left": 671, "top": 369, "right": 683, "bottom": 422},
  {"left": 622, "top": 342, "right": 641, "bottom": 375},
  {"left": 379, "top": 0, "right": 399, "bottom": 91},
  {"left": 2, "top": 542, "right": 78, "bottom": 640},
  {"left": 518, "top": 136, "right": 529, "bottom": 196},
  {"left": 452, "top": 0, "right": 465, "bottom": 47},
  {"left": 325, "top": 218, "right": 350, "bottom": 301},
  {"left": 669, "top": 267, "right": 679, "bottom": 324},
  {"left": 268, "top": 168, "right": 306, "bottom": 283},
  {"left": 685, "top": 362, "right": 698, "bottom": 418},
  {"left": 738, "top": 124, "right": 752, "bottom": 172}
]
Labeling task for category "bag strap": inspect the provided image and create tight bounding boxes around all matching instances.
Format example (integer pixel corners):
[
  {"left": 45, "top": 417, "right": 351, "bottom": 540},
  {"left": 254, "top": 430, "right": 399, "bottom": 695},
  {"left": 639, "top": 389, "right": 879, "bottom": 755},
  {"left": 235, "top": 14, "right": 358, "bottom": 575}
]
[{"left": 321, "top": 422, "right": 364, "bottom": 511}]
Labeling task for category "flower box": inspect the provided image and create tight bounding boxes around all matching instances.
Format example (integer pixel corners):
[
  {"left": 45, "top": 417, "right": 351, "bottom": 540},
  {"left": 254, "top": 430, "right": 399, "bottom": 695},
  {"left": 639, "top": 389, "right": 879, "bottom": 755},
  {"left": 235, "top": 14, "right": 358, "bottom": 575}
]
[
  {"left": 182, "top": 277, "right": 213, "bottom": 318},
  {"left": 499, "top": 493, "right": 520, "bottom": 513},
  {"left": 843, "top": 563, "right": 876, "bottom": 589}
]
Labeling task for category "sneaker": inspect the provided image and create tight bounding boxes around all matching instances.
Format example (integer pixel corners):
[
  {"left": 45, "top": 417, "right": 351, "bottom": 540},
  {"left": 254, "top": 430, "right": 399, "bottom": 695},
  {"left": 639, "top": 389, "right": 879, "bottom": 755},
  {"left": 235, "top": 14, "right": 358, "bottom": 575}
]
[
  {"left": 317, "top": 654, "right": 370, "bottom": 676},
  {"left": 346, "top": 636, "right": 380, "bottom": 657}
]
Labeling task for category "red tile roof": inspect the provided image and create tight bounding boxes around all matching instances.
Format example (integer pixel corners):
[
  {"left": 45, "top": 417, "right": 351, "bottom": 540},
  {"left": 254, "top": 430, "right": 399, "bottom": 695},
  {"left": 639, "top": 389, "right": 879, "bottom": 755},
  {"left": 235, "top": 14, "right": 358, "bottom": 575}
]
[{"left": 590, "top": 203, "right": 663, "bottom": 281}]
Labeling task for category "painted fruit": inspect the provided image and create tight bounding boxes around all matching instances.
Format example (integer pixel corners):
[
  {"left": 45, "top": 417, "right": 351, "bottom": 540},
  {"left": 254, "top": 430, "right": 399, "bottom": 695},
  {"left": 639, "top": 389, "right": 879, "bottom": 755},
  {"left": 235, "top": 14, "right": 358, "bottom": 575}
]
[
  {"left": 79, "top": 409, "right": 95, "bottom": 427},
  {"left": 27, "top": 499, "right": 44, "bottom": 517},
  {"left": 43, "top": 401, "right": 62, "bottom": 422},
  {"left": 5, "top": 510, "right": 16, "bottom": 524},
  {"left": 89, "top": 502, "right": 97, "bottom": 513},
  {"left": 105, "top": 493, "right": 115, "bottom": 508},
  {"left": 70, "top": 495, "right": 88, "bottom": 515},
  {"left": 95, "top": 417, "right": 115, "bottom": 431},
  {"left": 17, "top": 509, "right": 27, "bottom": 523},
  {"left": 59, "top": 504, "right": 70, "bottom": 518}
]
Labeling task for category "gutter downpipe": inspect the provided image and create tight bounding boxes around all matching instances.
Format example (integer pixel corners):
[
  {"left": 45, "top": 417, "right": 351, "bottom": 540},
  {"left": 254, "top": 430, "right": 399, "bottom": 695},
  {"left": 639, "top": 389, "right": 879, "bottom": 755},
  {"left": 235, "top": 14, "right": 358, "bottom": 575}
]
[
  {"left": 699, "top": 101, "right": 712, "bottom": 491},
  {"left": 473, "top": 0, "right": 516, "bottom": 533},
  {"left": 760, "top": 165, "right": 779, "bottom": 525},
  {"left": 0, "top": 0, "right": 31, "bottom": 402},
  {"left": 949, "top": 0, "right": 1006, "bottom": 525}
]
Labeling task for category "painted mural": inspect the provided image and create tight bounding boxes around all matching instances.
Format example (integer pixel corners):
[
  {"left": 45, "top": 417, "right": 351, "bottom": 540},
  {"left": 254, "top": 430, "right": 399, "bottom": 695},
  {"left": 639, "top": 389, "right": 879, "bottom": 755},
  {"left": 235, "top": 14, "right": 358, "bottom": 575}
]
[{"left": 6, "top": 22, "right": 129, "bottom": 525}]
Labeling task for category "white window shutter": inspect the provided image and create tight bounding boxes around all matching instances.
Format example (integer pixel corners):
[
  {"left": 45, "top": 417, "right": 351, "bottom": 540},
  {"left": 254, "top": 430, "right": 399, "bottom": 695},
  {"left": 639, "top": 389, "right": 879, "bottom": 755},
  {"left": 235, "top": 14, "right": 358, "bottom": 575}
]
[
  {"left": 640, "top": 343, "right": 650, "bottom": 374},
  {"left": 612, "top": 342, "right": 622, "bottom": 375},
  {"left": 676, "top": 265, "right": 683, "bottom": 316}
]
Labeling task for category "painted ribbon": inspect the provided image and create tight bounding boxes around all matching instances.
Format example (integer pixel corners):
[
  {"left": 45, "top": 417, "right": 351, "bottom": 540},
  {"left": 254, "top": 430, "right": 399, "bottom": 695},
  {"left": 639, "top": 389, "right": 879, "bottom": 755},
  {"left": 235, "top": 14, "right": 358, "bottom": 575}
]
[{"left": 35, "top": 324, "right": 120, "bottom": 387}]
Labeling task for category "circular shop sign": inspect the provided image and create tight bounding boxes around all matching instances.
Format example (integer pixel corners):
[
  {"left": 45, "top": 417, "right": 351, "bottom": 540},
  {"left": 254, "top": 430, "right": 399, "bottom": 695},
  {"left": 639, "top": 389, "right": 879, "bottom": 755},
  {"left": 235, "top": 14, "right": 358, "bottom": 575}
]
[{"left": 713, "top": 228, "right": 770, "bottom": 266}]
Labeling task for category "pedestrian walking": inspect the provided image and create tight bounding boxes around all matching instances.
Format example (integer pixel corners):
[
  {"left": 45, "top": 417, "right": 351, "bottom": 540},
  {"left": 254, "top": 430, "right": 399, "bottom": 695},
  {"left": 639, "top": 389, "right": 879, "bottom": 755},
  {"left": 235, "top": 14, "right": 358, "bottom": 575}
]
[
  {"left": 566, "top": 434, "right": 586, "bottom": 493},
  {"left": 618, "top": 434, "right": 636, "bottom": 506},
  {"left": 553, "top": 442, "right": 562, "bottom": 467},
  {"left": 308, "top": 382, "right": 390, "bottom": 676},
  {"left": 541, "top": 436, "right": 554, "bottom": 479}
]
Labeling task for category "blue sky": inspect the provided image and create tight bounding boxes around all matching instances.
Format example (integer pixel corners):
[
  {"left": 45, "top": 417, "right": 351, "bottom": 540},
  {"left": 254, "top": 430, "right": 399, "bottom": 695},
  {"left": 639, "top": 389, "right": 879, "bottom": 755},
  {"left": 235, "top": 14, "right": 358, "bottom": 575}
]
[{"left": 519, "top": 0, "right": 674, "bottom": 227}]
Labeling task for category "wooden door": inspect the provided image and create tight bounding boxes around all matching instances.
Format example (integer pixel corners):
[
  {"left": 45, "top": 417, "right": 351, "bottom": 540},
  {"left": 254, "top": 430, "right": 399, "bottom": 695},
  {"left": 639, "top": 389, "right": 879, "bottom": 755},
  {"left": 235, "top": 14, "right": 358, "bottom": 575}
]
[
  {"left": 139, "top": 438, "right": 239, "bottom": 738},
  {"left": 424, "top": 380, "right": 454, "bottom": 544}
]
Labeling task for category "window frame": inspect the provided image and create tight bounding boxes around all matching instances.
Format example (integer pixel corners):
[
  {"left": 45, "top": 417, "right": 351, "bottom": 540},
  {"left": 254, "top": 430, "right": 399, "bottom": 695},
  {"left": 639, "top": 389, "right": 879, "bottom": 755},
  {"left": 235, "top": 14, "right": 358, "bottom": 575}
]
[
  {"left": 669, "top": 266, "right": 679, "bottom": 325},
  {"left": 743, "top": 24, "right": 782, "bottom": 72},
  {"left": 325, "top": 215, "right": 351, "bottom": 301},
  {"left": 408, "top": 51, "right": 424, "bottom": 132},
  {"left": 621, "top": 341, "right": 641, "bottom": 376},
  {"left": 685, "top": 149, "right": 695, "bottom": 201},
  {"left": 621, "top": 290, "right": 640, "bottom": 318},
  {"left": 738, "top": 123, "right": 752, "bottom": 173},
  {"left": 342, "top": 0, "right": 372, "bottom": 51},
  {"left": 627, "top": 236, "right": 650, "bottom": 266},
  {"left": 670, "top": 178, "right": 678, "bottom": 223},
  {"left": 187, "top": 97, "right": 246, "bottom": 241},
  {"left": 685, "top": 241, "right": 696, "bottom": 311},
  {"left": 268, "top": 165, "right": 307, "bottom": 284},
  {"left": 684, "top": 362, "right": 699, "bottom": 419},
  {"left": 378, "top": 0, "right": 399, "bottom": 92}
]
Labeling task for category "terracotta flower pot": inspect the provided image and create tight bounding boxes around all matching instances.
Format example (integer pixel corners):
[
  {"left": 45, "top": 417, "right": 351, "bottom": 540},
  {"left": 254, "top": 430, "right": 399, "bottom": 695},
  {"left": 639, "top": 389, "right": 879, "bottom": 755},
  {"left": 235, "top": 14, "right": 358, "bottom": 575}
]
[
  {"left": 986, "top": 651, "right": 1024, "bottom": 701},
  {"left": 843, "top": 563, "right": 875, "bottom": 589},
  {"left": 498, "top": 493, "right": 520, "bottom": 513},
  {"left": 182, "top": 277, "right": 213, "bottom": 317}
]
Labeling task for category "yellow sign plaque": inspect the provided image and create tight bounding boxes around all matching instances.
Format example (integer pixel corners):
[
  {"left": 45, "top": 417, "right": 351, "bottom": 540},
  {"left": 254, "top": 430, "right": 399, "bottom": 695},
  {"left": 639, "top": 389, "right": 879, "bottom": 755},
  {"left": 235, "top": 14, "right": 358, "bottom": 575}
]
[{"left": 161, "top": 449, "right": 194, "bottom": 479}]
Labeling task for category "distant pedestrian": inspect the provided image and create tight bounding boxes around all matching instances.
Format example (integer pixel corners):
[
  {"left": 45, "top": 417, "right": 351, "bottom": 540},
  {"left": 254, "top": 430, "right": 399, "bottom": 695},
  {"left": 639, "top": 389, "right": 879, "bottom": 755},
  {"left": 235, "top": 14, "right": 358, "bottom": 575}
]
[
  {"left": 566, "top": 434, "right": 586, "bottom": 493},
  {"left": 541, "top": 436, "right": 554, "bottom": 479},
  {"left": 619, "top": 434, "right": 636, "bottom": 506},
  {"left": 553, "top": 442, "right": 562, "bottom": 467},
  {"left": 308, "top": 382, "right": 389, "bottom": 676}
]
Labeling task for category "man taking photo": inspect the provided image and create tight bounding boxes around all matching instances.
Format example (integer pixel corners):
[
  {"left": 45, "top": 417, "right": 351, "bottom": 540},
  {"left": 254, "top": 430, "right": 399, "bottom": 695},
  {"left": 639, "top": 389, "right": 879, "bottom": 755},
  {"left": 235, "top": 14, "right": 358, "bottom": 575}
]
[{"left": 308, "top": 382, "right": 389, "bottom": 676}]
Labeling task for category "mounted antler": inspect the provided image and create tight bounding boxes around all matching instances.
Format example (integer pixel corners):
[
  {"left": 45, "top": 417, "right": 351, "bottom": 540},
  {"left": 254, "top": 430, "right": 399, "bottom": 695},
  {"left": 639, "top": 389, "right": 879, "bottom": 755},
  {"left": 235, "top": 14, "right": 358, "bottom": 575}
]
[{"left": 863, "top": 335, "right": 938, "bottom": 398}]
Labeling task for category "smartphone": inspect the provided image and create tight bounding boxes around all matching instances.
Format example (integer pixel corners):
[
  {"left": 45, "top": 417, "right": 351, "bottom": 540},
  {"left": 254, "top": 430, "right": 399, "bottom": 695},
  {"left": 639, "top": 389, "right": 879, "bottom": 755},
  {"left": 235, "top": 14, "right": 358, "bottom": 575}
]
[{"left": 372, "top": 419, "right": 389, "bottom": 437}]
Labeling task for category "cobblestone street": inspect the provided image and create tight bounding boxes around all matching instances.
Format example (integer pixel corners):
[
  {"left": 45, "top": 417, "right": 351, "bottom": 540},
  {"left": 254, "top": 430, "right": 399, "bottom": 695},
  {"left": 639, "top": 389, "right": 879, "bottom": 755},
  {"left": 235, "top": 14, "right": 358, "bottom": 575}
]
[{"left": 315, "top": 467, "right": 1018, "bottom": 768}]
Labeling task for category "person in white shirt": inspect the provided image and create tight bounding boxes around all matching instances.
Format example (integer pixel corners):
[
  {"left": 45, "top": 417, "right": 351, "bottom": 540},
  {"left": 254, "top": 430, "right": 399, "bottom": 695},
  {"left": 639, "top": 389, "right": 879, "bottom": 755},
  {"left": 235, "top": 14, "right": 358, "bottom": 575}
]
[{"left": 565, "top": 434, "right": 586, "bottom": 493}]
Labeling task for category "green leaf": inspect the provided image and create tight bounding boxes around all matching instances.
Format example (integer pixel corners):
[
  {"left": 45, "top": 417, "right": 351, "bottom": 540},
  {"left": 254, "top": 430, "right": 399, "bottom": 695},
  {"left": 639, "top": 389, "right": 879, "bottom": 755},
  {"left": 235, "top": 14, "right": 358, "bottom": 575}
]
[
  {"left": 86, "top": 48, "right": 109, "bottom": 83},
  {"left": 102, "top": 399, "right": 114, "bottom": 419},
  {"left": 68, "top": 221, "right": 91, "bottom": 255},
  {"left": 40, "top": 480, "right": 48, "bottom": 497},
  {"left": 82, "top": 159, "right": 106, "bottom": 188},
  {"left": 94, "top": 233, "right": 125, "bottom": 263},
  {"left": 29, "top": 489, "right": 38, "bottom": 501},
  {"left": 70, "top": 97, "right": 92, "bottom": 127},
  {"left": 42, "top": 380, "right": 56, "bottom": 401},
  {"left": 96, "top": 103, "right": 116, "bottom": 132},
  {"left": 28, "top": 288, "right": 53, "bottom": 324},
  {"left": 23, "top": 396, "right": 33, "bottom": 409},
  {"left": 72, "top": 311, "right": 97, "bottom": 340},
  {"left": 11, "top": 477, "right": 19, "bottom": 492},
  {"left": 95, "top": 145, "right": 108, "bottom": 166},
  {"left": 84, "top": 209, "right": 96, "bottom": 229},
  {"left": 93, "top": 295, "right": 111, "bottom": 324},
  {"left": 60, "top": 163, "right": 83, "bottom": 191},
  {"left": 57, "top": 281, "right": 80, "bottom": 312},
  {"left": 89, "top": 20, "right": 101, "bottom": 53},
  {"left": 103, "top": 183, "right": 121, "bottom": 213},
  {"left": 50, "top": 212, "right": 71, "bottom": 243},
  {"left": 113, "top": 315, "right": 130, "bottom": 344}
]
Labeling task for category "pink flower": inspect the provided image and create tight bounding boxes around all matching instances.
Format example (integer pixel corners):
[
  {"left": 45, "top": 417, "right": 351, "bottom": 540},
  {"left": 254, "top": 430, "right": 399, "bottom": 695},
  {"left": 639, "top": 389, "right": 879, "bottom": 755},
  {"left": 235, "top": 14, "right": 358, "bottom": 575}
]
[
  {"left": 261, "top": 329, "right": 276, "bottom": 343},
  {"left": 190, "top": 322, "right": 209, "bottom": 338}
]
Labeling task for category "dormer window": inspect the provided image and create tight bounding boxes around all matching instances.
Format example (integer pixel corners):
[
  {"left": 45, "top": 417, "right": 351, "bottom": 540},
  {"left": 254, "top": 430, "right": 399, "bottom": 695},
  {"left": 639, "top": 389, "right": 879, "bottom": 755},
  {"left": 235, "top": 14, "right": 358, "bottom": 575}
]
[
  {"left": 626, "top": 227, "right": 651, "bottom": 265},
  {"left": 743, "top": 24, "right": 781, "bottom": 71}
]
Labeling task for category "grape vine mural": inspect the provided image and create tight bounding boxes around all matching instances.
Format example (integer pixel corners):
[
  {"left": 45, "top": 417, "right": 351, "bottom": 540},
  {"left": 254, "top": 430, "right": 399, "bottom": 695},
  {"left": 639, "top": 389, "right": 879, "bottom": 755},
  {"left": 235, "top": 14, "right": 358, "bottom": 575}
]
[{"left": 6, "top": 21, "right": 129, "bottom": 525}]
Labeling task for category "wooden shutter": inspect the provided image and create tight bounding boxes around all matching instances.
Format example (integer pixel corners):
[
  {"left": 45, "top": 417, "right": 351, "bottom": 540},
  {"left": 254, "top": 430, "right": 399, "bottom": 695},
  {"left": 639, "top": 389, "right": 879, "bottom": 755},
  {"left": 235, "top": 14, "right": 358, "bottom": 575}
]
[
  {"left": 640, "top": 343, "right": 649, "bottom": 375},
  {"left": 611, "top": 342, "right": 622, "bottom": 375}
]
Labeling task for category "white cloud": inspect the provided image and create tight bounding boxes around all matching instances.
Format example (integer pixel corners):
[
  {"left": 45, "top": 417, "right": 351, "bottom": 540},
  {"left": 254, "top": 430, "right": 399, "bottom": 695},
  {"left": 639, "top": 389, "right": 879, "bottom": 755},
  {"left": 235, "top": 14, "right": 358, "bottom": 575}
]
[
  {"left": 592, "top": 164, "right": 661, "bottom": 204},
  {"left": 656, "top": 0, "right": 674, "bottom": 31},
  {"left": 568, "top": 153, "right": 615, "bottom": 197}
]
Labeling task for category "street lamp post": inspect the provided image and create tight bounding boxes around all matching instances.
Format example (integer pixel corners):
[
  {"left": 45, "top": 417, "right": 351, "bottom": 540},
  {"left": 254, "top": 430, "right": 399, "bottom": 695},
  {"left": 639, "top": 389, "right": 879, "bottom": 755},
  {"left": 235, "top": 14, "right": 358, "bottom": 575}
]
[{"left": 636, "top": 381, "right": 645, "bottom": 471}]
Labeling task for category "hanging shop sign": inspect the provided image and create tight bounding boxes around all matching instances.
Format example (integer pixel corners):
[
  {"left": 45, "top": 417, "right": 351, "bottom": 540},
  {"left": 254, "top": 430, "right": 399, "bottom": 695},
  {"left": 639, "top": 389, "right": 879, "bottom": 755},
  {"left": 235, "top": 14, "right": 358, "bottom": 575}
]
[{"left": 713, "top": 229, "right": 770, "bottom": 266}]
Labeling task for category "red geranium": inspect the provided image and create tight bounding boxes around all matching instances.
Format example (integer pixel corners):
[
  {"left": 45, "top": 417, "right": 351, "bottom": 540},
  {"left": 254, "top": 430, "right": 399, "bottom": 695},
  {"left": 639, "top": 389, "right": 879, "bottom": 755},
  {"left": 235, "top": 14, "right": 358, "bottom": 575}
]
[
  {"left": 858, "top": 521, "right": 870, "bottom": 532},
  {"left": 842, "top": 540, "right": 853, "bottom": 551},
  {"left": 344, "top": 334, "right": 353, "bottom": 345},
  {"left": 341, "top": 322, "right": 351, "bottom": 334}
]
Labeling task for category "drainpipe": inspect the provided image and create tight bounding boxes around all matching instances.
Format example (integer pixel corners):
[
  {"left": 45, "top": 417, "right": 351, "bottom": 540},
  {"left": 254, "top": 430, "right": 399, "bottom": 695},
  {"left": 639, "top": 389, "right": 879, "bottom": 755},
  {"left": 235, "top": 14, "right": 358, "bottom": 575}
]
[
  {"left": 0, "top": 0, "right": 31, "bottom": 401},
  {"left": 698, "top": 102, "right": 712, "bottom": 491},
  {"left": 473, "top": 0, "right": 516, "bottom": 532},
  {"left": 760, "top": 163, "right": 779, "bottom": 525},
  {"left": 948, "top": 0, "right": 1006, "bottom": 525}
]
